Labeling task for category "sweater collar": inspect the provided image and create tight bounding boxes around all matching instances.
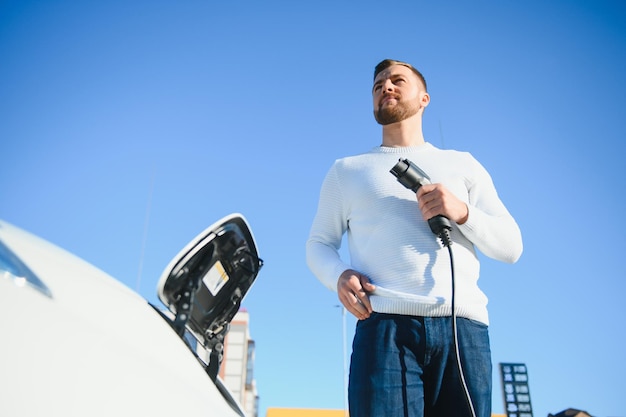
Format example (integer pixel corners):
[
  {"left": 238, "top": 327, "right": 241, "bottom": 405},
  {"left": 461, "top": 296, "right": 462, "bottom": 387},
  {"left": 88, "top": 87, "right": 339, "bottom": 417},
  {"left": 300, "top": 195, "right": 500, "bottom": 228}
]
[{"left": 374, "top": 142, "right": 434, "bottom": 153}]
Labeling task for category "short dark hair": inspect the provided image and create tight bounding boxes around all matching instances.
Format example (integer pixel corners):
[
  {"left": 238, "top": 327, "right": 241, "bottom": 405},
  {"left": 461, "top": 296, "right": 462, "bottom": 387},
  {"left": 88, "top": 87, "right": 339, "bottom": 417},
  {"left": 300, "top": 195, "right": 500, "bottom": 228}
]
[{"left": 374, "top": 59, "right": 427, "bottom": 91}]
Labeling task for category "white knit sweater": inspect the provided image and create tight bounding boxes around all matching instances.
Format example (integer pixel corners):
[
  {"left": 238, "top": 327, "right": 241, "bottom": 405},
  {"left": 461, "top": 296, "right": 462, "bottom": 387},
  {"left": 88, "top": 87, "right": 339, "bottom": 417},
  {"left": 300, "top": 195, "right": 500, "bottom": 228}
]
[{"left": 306, "top": 143, "right": 522, "bottom": 325}]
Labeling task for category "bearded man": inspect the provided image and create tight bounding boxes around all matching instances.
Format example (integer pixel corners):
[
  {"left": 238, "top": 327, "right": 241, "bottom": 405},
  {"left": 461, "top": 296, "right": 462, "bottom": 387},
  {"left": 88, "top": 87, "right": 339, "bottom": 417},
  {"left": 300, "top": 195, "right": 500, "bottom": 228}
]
[{"left": 306, "top": 59, "right": 523, "bottom": 417}]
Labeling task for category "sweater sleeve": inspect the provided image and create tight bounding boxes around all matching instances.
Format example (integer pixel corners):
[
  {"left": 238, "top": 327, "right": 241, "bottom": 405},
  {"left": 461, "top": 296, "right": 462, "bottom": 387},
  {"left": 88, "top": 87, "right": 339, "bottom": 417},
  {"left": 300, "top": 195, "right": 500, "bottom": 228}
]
[
  {"left": 305, "top": 164, "right": 352, "bottom": 292},
  {"left": 456, "top": 156, "right": 523, "bottom": 263}
]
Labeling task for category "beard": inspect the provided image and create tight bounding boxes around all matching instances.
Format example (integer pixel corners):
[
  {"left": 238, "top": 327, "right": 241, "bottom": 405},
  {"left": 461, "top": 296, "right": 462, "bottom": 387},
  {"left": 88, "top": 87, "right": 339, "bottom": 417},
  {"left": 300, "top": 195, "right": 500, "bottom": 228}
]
[{"left": 374, "top": 98, "right": 420, "bottom": 125}]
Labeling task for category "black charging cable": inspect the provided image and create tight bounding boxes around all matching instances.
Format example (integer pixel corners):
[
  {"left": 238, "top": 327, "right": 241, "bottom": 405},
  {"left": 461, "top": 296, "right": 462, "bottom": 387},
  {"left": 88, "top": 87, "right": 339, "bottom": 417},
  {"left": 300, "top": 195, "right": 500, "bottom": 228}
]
[
  {"left": 446, "top": 242, "right": 478, "bottom": 417},
  {"left": 391, "top": 158, "right": 477, "bottom": 417}
]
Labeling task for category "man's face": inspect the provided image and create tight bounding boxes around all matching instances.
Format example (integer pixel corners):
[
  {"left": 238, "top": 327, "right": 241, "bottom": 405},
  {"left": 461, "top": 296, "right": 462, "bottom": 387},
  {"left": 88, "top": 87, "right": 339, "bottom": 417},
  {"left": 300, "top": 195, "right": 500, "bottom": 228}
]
[{"left": 372, "top": 65, "right": 428, "bottom": 125}]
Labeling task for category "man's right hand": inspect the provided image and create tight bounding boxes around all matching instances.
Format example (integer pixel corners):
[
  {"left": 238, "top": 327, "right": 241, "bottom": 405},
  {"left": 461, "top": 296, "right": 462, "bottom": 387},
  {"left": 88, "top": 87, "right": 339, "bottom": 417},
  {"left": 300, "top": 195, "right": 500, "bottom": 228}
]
[{"left": 337, "top": 269, "right": 376, "bottom": 320}]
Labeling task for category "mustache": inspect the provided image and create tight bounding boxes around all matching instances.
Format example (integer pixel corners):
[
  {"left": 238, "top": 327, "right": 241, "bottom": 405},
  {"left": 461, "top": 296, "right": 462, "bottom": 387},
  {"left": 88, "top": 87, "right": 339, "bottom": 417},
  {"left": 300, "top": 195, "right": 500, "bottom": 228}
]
[{"left": 379, "top": 93, "right": 400, "bottom": 107}]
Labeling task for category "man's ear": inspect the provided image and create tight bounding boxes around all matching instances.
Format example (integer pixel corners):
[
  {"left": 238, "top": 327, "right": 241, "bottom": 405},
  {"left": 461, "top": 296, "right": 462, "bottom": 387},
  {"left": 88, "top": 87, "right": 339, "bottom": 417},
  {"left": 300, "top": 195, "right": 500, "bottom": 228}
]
[{"left": 420, "top": 92, "right": 430, "bottom": 108}]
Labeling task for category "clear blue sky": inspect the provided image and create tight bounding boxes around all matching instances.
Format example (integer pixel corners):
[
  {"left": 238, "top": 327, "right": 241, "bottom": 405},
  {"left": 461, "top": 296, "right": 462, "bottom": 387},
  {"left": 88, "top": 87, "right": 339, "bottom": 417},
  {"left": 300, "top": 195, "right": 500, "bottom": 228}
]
[{"left": 2, "top": 1, "right": 625, "bottom": 416}]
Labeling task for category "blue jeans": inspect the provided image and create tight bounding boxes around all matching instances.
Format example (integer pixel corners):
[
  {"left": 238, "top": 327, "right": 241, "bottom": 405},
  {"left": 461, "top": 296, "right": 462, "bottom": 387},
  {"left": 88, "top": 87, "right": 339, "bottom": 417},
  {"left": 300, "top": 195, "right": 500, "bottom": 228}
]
[{"left": 348, "top": 313, "right": 492, "bottom": 417}]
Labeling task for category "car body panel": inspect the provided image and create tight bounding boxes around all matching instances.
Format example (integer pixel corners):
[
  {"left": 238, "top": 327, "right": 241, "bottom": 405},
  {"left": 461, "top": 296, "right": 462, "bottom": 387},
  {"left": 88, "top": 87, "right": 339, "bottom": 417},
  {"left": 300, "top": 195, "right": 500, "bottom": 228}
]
[{"left": 0, "top": 216, "right": 259, "bottom": 416}]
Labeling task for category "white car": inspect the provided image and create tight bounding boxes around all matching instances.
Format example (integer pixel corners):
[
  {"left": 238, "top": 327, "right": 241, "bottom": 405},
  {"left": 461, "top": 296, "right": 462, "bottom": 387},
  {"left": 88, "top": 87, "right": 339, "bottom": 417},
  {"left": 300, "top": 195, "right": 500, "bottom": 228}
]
[{"left": 0, "top": 214, "right": 263, "bottom": 417}]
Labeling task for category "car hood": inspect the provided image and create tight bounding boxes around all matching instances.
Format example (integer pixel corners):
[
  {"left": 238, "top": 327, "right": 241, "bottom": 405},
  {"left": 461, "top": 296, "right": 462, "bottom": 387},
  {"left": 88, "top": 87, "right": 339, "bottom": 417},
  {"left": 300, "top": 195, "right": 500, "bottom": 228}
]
[{"left": 0, "top": 215, "right": 261, "bottom": 417}]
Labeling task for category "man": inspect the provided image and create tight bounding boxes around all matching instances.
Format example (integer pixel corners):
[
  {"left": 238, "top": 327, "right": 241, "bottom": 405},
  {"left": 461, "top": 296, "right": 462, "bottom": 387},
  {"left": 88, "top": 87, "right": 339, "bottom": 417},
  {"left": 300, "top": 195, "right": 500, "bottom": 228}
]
[{"left": 305, "top": 59, "right": 523, "bottom": 417}]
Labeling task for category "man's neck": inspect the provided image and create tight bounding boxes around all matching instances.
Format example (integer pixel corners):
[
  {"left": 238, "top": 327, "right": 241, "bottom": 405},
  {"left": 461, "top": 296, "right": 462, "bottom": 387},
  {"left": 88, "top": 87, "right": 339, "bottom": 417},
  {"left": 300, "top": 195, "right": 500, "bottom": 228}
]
[{"left": 381, "top": 119, "right": 426, "bottom": 148}]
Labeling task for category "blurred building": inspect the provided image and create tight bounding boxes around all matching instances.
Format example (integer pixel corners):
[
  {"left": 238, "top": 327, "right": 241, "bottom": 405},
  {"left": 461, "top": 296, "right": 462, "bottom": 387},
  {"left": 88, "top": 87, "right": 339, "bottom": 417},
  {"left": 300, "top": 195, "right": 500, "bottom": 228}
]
[
  {"left": 189, "top": 308, "right": 257, "bottom": 416},
  {"left": 221, "top": 309, "right": 258, "bottom": 417},
  {"left": 500, "top": 363, "right": 533, "bottom": 417}
]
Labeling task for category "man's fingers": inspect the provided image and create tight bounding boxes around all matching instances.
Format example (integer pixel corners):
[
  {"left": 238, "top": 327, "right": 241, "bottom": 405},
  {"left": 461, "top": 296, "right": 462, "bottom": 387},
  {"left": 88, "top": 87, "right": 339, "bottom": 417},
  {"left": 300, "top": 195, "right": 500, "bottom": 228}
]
[
  {"left": 361, "top": 279, "right": 376, "bottom": 291},
  {"left": 340, "top": 290, "right": 370, "bottom": 320},
  {"left": 353, "top": 288, "right": 373, "bottom": 312},
  {"left": 350, "top": 290, "right": 373, "bottom": 319},
  {"left": 337, "top": 269, "right": 374, "bottom": 320}
]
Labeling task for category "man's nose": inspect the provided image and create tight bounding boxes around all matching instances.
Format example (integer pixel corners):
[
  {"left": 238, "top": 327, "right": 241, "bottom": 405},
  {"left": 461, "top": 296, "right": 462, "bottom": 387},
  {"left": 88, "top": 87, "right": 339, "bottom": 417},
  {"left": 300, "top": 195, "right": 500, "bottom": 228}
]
[{"left": 382, "top": 79, "right": 394, "bottom": 93}]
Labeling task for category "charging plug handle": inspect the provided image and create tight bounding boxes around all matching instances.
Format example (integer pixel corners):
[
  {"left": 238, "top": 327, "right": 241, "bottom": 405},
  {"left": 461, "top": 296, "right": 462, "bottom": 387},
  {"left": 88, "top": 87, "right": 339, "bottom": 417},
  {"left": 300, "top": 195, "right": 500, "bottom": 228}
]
[{"left": 390, "top": 158, "right": 453, "bottom": 245}]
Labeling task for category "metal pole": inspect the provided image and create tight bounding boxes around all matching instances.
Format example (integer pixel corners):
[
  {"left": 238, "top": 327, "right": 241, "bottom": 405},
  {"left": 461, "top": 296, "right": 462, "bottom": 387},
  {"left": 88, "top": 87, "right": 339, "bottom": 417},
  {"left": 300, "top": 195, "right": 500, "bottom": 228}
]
[{"left": 343, "top": 306, "right": 349, "bottom": 417}]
